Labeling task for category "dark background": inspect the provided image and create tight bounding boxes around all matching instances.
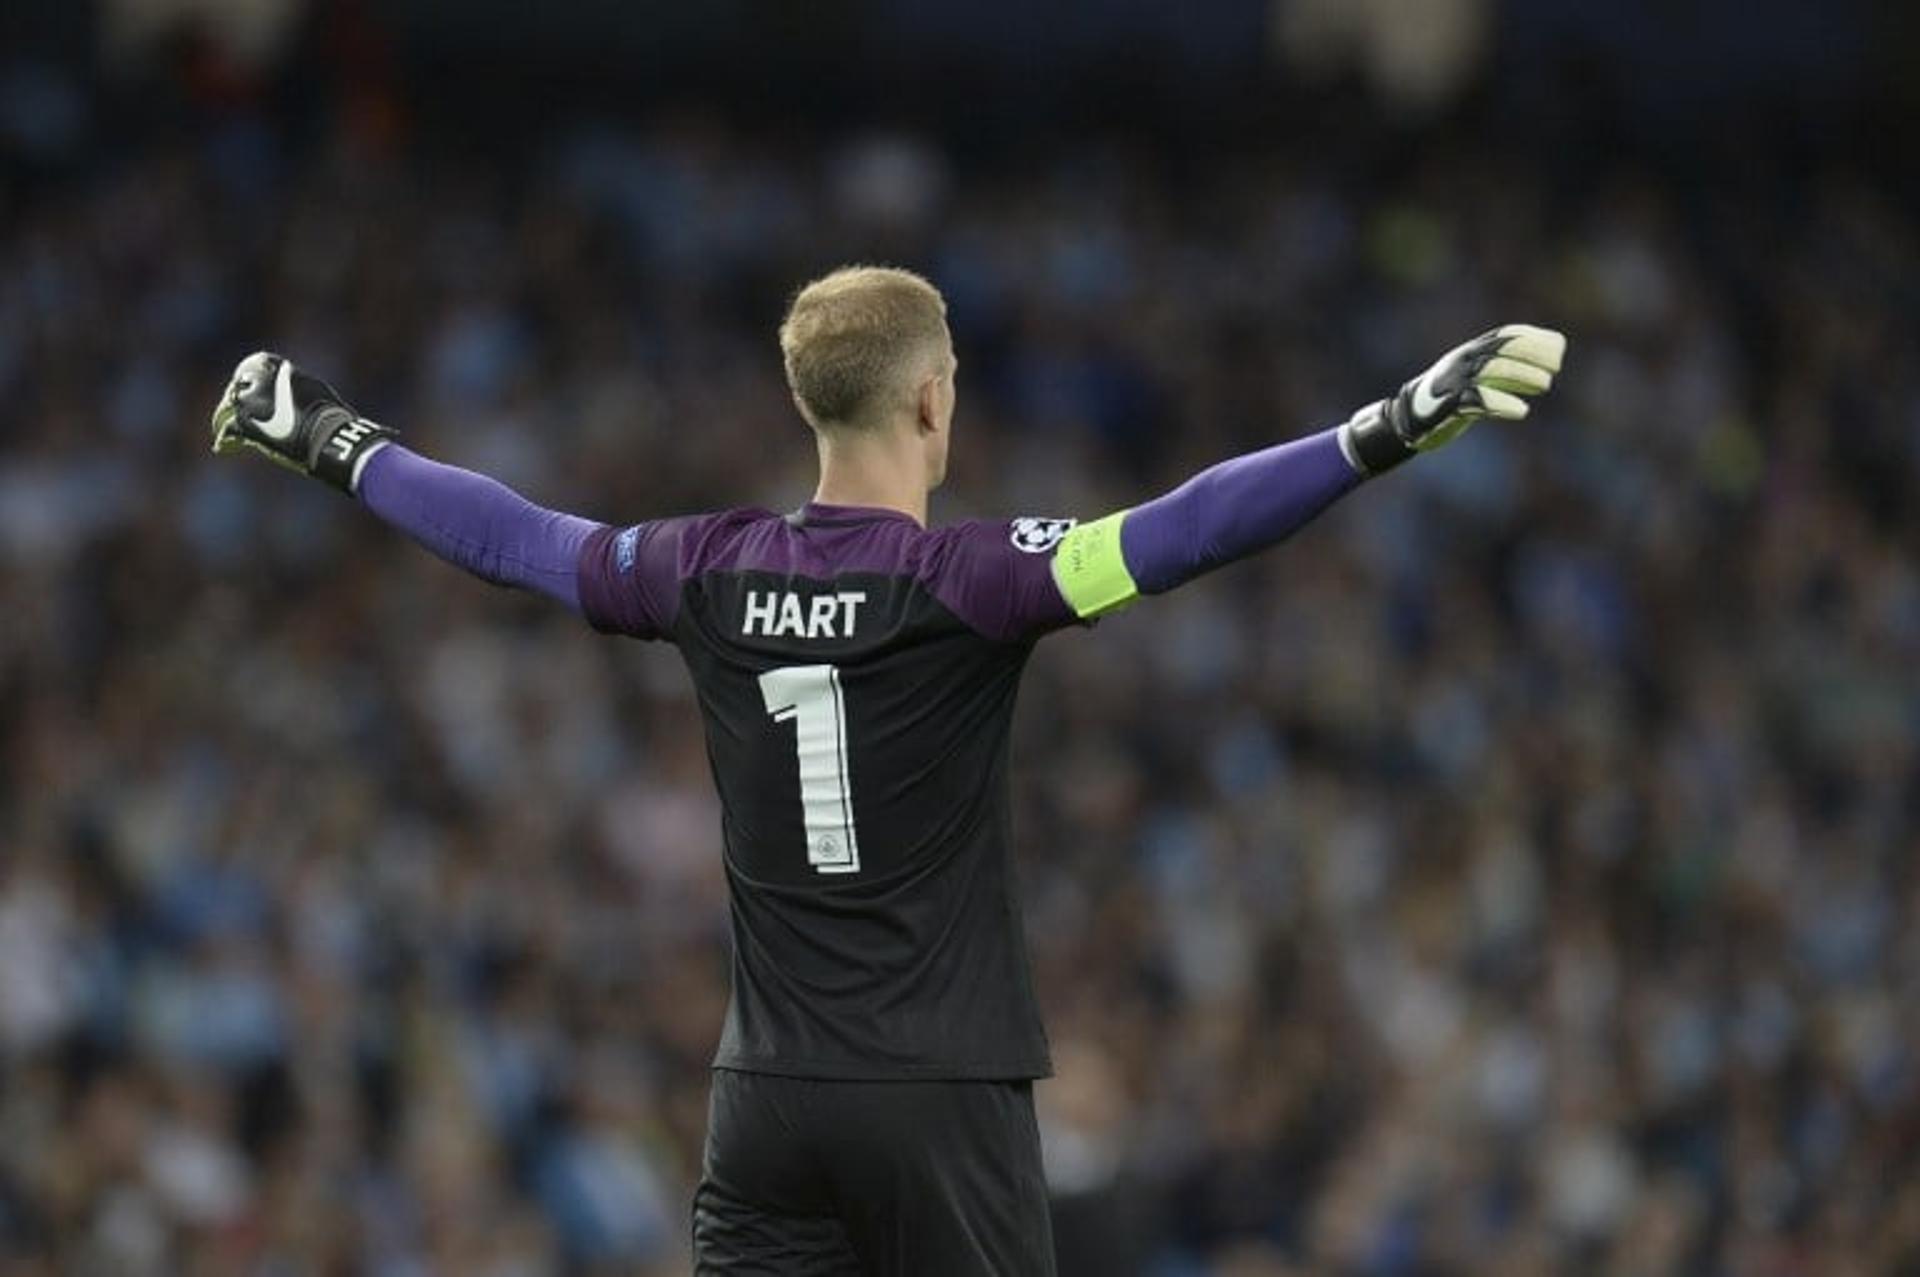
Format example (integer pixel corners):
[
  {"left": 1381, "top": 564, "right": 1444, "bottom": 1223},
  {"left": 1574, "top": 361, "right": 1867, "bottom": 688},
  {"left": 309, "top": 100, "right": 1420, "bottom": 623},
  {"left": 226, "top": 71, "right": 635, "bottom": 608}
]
[{"left": 3, "top": 0, "right": 1913, "bottom": 159}]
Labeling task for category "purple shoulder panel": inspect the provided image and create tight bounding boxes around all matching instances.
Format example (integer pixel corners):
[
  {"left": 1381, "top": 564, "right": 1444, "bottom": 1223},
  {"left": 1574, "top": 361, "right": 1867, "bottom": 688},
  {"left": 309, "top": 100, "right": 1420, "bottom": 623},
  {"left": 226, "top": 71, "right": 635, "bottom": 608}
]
[
  {"left": 577, "top": 511, "right": 737, "bottom": 639},
  {"left": 689, "top": 506, "right": 918, "bottom": 579},
  {"left": 578, "top": 506, "right": 904, "bottom": 638},
  {"left": 578, "top": 503, "right": 1075, "bottom": 644},
  {"left": 921, "top": 518, "right": 1079, "bottom": 643}
]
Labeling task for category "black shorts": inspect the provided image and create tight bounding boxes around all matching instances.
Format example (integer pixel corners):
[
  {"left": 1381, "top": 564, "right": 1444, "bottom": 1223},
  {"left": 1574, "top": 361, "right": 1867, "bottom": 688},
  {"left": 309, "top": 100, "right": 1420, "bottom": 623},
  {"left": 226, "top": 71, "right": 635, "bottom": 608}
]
[{"left": 693, "top": 1068, "right": 1057, "bottom": 1276}]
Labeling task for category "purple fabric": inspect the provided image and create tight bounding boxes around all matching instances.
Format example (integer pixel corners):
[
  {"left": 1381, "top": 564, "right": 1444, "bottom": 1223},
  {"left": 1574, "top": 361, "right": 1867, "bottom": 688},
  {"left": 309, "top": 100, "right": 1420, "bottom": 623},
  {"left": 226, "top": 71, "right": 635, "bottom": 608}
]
[
  {"left": 365, "top": 428, "right": 1356, "bottom": 637},
  {"left": 1120, "top": 426, "right": 1361, "bottom": 595},
  {"left": 576, "top": 515, "right": 708, "bottom": 640},
  {"left": 357, "top": 445, "right": 603, "bottom": 613},
  {"left": 577, "top": 504, "right": 1077, "bottom": 643},
  {"left": 921, "top": 515, "right": 1079, "bottom": 640}
]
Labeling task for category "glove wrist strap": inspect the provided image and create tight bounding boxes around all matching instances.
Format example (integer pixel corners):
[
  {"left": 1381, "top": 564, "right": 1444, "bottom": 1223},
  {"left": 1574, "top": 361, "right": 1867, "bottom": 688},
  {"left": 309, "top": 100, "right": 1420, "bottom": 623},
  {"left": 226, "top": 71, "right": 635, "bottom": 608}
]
[
  {"left": 1338, "top": 400, "right": 1416, "bottom": 476},
  {"left": 307, "top": 409, "right": 398, "bottom": 494}
]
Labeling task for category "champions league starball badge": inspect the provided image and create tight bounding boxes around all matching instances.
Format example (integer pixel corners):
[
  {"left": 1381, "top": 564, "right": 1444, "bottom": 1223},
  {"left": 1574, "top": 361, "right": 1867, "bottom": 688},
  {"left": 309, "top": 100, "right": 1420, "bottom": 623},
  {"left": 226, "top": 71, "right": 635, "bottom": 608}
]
[{"left": 1008, "top": 517, "right": 1076, "bottom": 554}]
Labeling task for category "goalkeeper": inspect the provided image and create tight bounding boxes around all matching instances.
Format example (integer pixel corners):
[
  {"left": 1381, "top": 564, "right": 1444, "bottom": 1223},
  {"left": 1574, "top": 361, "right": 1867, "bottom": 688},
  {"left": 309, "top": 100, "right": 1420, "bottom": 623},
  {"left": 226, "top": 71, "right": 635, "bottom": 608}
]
[{"left": 211, "top": 266, "right": 1564, "bottom": 1277}]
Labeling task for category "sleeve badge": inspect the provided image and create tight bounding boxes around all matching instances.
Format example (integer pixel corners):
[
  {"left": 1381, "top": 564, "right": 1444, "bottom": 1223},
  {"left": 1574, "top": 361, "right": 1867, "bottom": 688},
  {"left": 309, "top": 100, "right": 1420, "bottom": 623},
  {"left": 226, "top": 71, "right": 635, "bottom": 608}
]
[
  {"left": 1009, "top": 516, "right": 1077, "bottom": 554},
  {"left": 614, "top": 525, "right": 641, "bottom": 573}
]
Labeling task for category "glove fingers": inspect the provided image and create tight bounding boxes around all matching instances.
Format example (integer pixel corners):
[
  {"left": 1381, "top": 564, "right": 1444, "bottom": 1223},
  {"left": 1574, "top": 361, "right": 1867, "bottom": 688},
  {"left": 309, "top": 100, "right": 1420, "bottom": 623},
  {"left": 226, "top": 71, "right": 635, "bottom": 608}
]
[
  {"left": 210, "top": 392, "right": 245, "bottom": 454},
  {"left": 1494, "top": 325, "right": 1566, "bottom": 374},
  {"left": 1478, "top": 356, "right": 1553, "bottom": 396},
  {"left": 212, "top": 387, "right": 300, "bottom": 471},
  {"left": 1476, "top": 386, "right": 1532, "bottom": 420}
]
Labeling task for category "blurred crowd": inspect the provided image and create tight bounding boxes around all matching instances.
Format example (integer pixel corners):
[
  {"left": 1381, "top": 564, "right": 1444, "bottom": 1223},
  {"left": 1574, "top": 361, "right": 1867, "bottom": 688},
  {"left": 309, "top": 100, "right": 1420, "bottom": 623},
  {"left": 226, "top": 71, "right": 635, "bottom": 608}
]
[{"left": 3, "top": 109, "right": 1920, "bottom": 1277}]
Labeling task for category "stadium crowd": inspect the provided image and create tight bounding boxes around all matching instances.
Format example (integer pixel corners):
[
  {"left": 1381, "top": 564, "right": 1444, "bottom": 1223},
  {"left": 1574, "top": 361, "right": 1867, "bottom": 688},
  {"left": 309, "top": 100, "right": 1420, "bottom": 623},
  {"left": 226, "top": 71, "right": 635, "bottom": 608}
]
[{"left": 3, "top": 112, "right": 1918, "bottom": 1276}]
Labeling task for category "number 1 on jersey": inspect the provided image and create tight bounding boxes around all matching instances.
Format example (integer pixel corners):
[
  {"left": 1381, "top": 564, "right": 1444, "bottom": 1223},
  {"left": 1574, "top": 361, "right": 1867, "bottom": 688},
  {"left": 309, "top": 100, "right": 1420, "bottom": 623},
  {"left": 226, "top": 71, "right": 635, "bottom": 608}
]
[{"left": 757, "top": 664, "right": 861, "bottom": 875}]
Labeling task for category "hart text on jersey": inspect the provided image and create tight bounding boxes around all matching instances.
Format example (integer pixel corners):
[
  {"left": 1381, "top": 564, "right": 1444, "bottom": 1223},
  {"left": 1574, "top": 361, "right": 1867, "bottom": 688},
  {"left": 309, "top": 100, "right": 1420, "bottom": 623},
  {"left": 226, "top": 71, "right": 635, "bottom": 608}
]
[{"left": 742, "top": 589, "right": 868, "bottom": 639}]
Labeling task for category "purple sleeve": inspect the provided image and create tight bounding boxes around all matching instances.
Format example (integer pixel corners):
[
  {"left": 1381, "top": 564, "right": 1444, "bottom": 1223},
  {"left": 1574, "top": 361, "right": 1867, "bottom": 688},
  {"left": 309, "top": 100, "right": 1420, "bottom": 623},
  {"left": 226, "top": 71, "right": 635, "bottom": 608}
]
[
  {"left": 356, "top": 445, "right": 602, "bottom": 613},
  {"left": 576, "top": 517, "right": 697, "bottom": 640},
  {"left": 1120, "top": 426, "right": 1361, "bottom": 595},
  {"left": 925, "top": 519, "right": 1080, "bottom": 643}
]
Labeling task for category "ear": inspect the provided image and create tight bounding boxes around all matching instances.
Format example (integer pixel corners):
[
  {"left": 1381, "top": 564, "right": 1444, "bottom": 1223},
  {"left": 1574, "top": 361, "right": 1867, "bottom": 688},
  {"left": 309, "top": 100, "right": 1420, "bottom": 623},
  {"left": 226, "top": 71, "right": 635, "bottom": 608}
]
[{"left": 916, "top": 374, "right": 940, "bottom": 436}]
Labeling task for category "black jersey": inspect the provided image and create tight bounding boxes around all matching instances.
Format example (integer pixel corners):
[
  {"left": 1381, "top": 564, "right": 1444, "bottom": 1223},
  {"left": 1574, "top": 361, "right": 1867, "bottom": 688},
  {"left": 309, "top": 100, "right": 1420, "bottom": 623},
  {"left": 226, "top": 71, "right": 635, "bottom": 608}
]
[{"left": 578, "top": 503, "right": 1084, "bottom": 1080}]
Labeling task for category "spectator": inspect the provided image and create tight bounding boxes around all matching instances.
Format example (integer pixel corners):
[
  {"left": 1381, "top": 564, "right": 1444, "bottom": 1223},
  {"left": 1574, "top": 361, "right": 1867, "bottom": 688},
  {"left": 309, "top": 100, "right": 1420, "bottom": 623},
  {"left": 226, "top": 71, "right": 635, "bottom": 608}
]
[{"left": 1, "top": 114, "right": 1916, "bottom": 1275}]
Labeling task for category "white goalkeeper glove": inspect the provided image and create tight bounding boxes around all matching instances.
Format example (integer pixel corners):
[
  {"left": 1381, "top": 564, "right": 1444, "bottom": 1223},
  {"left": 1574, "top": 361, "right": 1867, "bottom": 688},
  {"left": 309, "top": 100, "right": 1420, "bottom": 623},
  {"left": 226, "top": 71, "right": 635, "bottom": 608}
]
[
  {"left": 1339, "top": 324, "right": 1567, "bottom": 475},
  {"left": 210, "top": 352, "right": 396, "bottom": 493}
]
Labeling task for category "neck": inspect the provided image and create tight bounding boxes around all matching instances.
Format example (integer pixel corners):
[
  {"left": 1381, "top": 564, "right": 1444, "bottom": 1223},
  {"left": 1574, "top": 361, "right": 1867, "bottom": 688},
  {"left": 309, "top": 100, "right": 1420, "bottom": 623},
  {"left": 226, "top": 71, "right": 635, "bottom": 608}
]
[{"left": 812, "top": 425, "right": 929, "bottom": 526}]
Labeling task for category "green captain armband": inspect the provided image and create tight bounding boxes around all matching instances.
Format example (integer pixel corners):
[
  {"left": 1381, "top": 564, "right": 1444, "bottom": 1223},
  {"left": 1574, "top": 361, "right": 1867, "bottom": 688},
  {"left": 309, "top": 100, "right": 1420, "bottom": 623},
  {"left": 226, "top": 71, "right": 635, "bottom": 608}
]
[{"left": 1051, "top": 511, "right": 1140, "bottom": 619}]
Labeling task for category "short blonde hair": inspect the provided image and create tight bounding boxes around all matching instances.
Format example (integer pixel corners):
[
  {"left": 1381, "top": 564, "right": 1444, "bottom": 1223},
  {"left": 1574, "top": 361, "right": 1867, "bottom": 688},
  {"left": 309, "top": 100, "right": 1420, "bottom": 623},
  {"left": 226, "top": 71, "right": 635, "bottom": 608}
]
[{"left": 779, "top": 266, "right": 950, "bottom": 430}]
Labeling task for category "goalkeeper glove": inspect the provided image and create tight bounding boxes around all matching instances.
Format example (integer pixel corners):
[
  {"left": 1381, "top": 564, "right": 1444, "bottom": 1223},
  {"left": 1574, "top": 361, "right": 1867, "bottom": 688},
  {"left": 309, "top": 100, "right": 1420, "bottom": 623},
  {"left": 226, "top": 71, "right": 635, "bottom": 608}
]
[
  {"left": 1339, "top": 324, "right": 1567, "bottom": 476},
  {"left": 210, "top": 352, "right": 396, "bottom": 493}
]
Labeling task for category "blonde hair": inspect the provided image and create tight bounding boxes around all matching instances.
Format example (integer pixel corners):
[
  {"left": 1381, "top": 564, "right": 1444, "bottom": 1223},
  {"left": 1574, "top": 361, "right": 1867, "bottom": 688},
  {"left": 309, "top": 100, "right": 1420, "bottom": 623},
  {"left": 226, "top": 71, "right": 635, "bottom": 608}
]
[{"left": 779, "top": 266, "right": 950, "bottom": 430}]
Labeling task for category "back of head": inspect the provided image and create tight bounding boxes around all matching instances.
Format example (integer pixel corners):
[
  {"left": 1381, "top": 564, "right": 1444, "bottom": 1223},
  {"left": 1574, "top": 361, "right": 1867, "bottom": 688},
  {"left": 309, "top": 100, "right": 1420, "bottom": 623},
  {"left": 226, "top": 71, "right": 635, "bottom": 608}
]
[{"left": 780, "top": 266, "right": 950, "bottom": 432}]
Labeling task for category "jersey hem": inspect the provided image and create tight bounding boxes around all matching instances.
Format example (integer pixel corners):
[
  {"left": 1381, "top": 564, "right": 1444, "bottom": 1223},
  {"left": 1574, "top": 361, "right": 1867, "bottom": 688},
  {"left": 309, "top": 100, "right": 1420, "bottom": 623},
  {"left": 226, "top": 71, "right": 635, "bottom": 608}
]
[{"left": 712, "top": 1052, "right": 1054, "bottom": 1083}]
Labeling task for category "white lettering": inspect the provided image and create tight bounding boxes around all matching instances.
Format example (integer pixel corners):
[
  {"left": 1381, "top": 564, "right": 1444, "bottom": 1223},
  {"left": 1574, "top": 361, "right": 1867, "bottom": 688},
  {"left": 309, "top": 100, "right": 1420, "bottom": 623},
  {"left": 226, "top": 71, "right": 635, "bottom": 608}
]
[
  {"left": 838, "top": 591, "right": 866, "bottom": 635},
  {"left": 743, "top": 590, "right": 777, "bottom": 636},
  {"left": 327, "top": 418, "right": 383, "bottom": 460},
  {"left": 807, "top": 595, "right": 838, "bottom": 638},
  {"left": 776, "top": 592, "right": 806, "bottom": 638},
  {"left": 742, "top": 589, "right": 870, "bottom": 639}
]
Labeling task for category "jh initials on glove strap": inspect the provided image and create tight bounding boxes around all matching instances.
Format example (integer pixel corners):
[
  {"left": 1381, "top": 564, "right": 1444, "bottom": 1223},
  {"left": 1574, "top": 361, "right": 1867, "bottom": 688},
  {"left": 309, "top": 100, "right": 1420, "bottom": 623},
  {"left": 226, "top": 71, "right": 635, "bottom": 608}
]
[{"left": 210, "top": 352, "right": 397, "bottom": 494}]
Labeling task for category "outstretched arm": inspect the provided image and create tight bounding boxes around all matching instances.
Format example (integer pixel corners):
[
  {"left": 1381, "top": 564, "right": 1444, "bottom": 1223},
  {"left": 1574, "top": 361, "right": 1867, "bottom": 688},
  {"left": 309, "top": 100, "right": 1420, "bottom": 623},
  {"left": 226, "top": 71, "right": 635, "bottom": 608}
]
[
  {"left": 356, "top": 446, "right": 601, "bottom": 612},
  {"left": 1120, "top": 426, "right": 1358, "bottom": 595},
  {"left": 209, "top": 352, "right": 602, "bottom": 613},
  {"left": 1050, "top": 325, "right": 1568, "bottom": 618}
]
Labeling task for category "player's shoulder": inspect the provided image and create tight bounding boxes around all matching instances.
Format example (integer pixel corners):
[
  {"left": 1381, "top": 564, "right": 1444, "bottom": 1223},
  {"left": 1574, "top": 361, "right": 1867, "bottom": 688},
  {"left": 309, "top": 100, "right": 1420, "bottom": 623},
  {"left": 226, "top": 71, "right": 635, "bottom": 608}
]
[
  {"left": 924, "top": 513, "right": 1078, "bottom": 565},
  {"left": 918, "top": 512, "right": 1081, "bottom": 642},
  {"left": 583, "top": 507, "right": 779, "bottom": 640},
  {"left": 629, "top": 505, "right": 783, "bottom": 578}
]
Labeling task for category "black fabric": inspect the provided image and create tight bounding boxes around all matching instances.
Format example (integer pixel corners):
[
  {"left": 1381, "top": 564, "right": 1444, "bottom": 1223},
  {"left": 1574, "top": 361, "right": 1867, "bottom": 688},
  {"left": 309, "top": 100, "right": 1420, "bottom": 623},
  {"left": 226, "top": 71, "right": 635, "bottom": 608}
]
[
  {"left": 1341, "top": 400, "right": 1415, "bottom": 475},
  {"left": 693, "top": 1069, "right": 1057, "bottom": 1277},
  {"left": 309, "top": 406, "right": 395, "bottom": 492},
  {"left": 674, "top": 558, "right": 1053, "bottom": 1081}
]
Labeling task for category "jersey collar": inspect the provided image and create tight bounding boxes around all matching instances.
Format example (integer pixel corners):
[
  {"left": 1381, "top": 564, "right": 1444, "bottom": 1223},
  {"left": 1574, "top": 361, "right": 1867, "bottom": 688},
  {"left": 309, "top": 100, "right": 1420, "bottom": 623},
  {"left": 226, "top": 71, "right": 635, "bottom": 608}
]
[{"left": 792, "top": 502, "right": 923, "bottom": 528}]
